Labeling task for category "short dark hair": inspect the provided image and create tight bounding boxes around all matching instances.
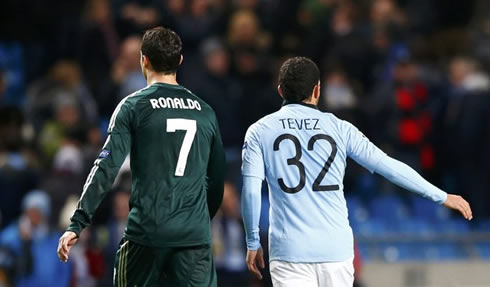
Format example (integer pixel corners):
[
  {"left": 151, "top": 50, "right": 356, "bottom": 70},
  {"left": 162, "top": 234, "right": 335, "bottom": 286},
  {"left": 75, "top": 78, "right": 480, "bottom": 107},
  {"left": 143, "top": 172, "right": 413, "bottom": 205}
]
[
  {"left": 278, "top": 57, "right": 320, "bottom": 102},
  {"left": 141, "top": 27, "right": 182, "bottom": 74}
]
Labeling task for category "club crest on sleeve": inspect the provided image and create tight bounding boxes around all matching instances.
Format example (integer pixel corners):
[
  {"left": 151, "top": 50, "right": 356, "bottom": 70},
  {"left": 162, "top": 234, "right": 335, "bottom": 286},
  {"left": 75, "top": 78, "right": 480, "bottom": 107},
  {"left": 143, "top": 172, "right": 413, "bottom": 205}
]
[{"left": 99, "top": 149, "right": 111, "bottom": 159}]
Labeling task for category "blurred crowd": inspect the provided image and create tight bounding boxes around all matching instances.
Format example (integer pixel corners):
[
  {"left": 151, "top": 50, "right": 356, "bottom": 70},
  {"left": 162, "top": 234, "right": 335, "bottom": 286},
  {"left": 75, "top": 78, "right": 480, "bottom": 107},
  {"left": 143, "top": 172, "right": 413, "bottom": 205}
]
[{"left": 0, "top": 0, "right": 490, "bottom": 286}]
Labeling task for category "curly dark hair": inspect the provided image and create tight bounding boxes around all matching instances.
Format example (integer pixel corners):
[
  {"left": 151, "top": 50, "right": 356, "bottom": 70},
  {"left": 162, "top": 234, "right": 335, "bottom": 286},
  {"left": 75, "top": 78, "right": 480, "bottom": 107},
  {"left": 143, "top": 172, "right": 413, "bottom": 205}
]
[
  {"left": 278, "top": 57, "right": 320, "bottom": 102},
  {"left": 141, "top": 27, "right": 182, "bottom": 74}
]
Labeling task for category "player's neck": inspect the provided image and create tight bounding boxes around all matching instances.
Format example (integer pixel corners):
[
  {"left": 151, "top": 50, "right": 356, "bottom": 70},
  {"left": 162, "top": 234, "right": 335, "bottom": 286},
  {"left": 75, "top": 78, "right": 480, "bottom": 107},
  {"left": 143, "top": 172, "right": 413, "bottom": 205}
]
[
  {"left": 146, "top": 71, "right": 179, "bottom": 86},
  {"left": 302, "top": 98, "right": 318, "bottom": 106}
]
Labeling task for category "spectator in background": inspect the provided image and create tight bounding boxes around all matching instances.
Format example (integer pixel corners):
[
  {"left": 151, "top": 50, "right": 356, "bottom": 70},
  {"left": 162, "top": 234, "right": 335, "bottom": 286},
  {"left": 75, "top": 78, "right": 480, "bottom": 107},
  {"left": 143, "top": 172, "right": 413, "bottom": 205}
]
[
  {"left": 370, "top": 0, "right": 406, "bottom": 29},
  {"left": 325, "top": 2, "right": 375, "bottom": 90},
  {"left": 442, "top": 57, "right": 490, "bottom": 216},
  {"left": 100, "top": 36, "right": 146, "bottom": 118},
  {"left": 295, "top": 0, "right": 332, "bottom": 61},
  {"left": 227, "top": 9, "right": 271, "bottom": 76},
  {"left": 97, "top": 190, "right": 130, "bottom": 287},
  {"left": 320, "top": 68, "right": 358, "bottom": 122},
  {"left": 24, "top": 60, "right": 97, "bottom": 134},
  {"left": 0, "top": 107, "right": 39, "bottom": 228},
  {"left": 171, "top": 0, "right": 225, "bottom": 89},
  {"left": 40, "top": 128, "right": 86, "bottom": 226},
  {"left": 227, "top": 9, "right": 273, "bottom": 135},
  {"left": 192, "top": 38, "right": 242, "bottom": 150},
  {"left": 371, "top": 57, "right": 436, "bottom": 175},
  {"left": 368, "top": 0, "right": 409, "bottom": 87},
  {"left": 172, "top": 0, "right": 219, "bottom": 47},
  {"left": 233, "top": 0, "right": 276, "bottom": 32},
  {"left": 113, "top": 0, "right": 162, "bottom": 38},
  {"left": 77, "top": 0, "right": 120, "bottom": 108},
  {"left": 0, "top": 190, "right": 71, "bottom": 287},
  {"left": 38, "top": 97, "right": 85, "bottom": 164},
  {"left": 113, "top": 36, "right": 147, "bottom": 99},
  {"left": 212, "top": 182, "right": 249, "bottom": 287}
]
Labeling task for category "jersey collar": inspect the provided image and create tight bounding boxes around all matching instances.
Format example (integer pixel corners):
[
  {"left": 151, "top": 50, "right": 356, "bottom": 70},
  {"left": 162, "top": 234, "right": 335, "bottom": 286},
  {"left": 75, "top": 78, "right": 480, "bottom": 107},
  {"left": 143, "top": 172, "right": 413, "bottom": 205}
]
[{"left": 282, "top": 100, "right": 319, "bottom": 110}]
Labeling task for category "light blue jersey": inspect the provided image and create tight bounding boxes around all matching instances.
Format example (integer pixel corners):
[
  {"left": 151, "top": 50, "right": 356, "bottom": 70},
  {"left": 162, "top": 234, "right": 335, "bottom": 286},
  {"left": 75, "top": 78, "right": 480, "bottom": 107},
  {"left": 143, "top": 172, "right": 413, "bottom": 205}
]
[{"left": 241, "top": 102, "right": 448, "bottom": 263}]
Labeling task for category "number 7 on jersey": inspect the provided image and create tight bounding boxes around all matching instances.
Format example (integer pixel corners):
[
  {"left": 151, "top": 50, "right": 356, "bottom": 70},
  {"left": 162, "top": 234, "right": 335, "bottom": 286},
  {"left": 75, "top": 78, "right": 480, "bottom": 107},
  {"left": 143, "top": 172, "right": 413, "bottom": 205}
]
[{"left": 166, "top": 119, "right": 197, "bottom": 176}]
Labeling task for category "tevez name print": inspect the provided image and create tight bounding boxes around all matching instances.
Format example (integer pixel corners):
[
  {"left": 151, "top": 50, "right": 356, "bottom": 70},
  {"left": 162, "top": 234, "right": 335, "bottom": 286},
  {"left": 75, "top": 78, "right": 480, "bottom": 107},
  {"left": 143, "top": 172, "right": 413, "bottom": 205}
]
[{"left": 279, "top": 118, "right": 320, "bottom": 130}]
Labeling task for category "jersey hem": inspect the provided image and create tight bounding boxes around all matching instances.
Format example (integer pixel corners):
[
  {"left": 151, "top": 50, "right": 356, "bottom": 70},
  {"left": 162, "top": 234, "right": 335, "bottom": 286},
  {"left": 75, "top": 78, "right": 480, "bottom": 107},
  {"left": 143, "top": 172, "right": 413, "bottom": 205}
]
[
  {"left": 269, "top": 253, "right": 354, "bottom": 263},
  {"left": 269, "top": 256, "right": 355, "bottom": 264},
  {"left": 123, "top": 234, "right": 212, "bottom": 248}
]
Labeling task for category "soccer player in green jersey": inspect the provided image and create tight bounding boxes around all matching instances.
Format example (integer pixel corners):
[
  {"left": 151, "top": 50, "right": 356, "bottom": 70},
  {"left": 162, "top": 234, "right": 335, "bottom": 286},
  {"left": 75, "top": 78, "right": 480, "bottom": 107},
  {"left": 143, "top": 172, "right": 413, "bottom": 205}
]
[{"left": 57, "top": 27, "right": 226, "bottom": 287}]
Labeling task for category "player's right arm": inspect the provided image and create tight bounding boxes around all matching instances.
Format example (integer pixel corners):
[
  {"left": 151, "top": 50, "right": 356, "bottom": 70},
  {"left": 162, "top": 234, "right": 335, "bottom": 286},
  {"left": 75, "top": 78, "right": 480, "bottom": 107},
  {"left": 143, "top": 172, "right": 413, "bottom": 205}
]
[
  {"left": 241, "top": 126, "right": 266, "bottom": 279},
  {"left": 58, "top": 99, "right": 133, "bottom": 262},
  {"left": 343, "top": 121, "right": 472, "bottom": 220}
]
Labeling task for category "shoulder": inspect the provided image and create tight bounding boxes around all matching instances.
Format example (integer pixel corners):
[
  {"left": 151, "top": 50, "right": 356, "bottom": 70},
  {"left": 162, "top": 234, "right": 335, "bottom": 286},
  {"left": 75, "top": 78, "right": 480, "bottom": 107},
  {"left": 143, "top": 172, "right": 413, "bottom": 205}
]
[
  {"left": 181, "top": 85, "right": 219, "bottom": 121},
  {"left": 318, "top": 111, "right": 354, "bottom": 131},
  {"left": 122, "top": 85, "right": 156, "bottom": 107},
  {"left": 112, "top": 85, "right": 156, "bottom": 117},
  {"left": 245, "top": 111, "right": 278, "bottom": 140},
  {"left": 184, "top": 87, "right": 216, "bottom": 112},
  {"left": 108, "top": 86, "right": 155, "bottom": 132}
]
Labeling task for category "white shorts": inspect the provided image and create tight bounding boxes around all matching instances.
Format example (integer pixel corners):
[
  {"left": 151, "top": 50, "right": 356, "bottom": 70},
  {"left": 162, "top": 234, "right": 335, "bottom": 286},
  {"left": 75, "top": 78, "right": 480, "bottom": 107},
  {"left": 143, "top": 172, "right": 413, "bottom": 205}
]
[{"left": 270, "top": 258, "right": 354, "bottom": 287}]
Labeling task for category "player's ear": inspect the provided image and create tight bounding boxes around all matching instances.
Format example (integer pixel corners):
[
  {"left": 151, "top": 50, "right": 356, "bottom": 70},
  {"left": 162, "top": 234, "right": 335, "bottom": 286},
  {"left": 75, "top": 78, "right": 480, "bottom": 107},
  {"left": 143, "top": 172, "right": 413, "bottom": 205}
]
[
  {"left": 313, "top": 81, "right": 321, "bottom": 100},
  {"left": 277, "top": 85, "right": 284, "bottom": 99},
  {"left": 179, "top": 54, "right": 183, "bottom": 66},
  {"left": 141, "top": 54, "right": 150, "bottom": 69}
]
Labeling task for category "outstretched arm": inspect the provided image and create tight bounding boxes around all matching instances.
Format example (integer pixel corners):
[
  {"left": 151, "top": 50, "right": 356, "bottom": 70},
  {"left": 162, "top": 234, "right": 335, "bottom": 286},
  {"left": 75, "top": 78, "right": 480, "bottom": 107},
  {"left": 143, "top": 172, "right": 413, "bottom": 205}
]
[
  {"left": 374, "top": 154, "right": 472, "bottom": 220},
  {"left": 343, "top": 120, "right": 472, "bottom": 220}
]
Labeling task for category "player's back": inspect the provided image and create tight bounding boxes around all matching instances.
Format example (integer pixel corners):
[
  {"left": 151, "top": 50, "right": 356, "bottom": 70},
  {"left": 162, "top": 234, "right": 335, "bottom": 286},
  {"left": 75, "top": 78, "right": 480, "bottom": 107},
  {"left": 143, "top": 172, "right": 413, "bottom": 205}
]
[
  {"left": 244, "top": 103, "right": 379, "bottom": 262},
  {"left": 122, "top": 82, "right": 219, "bottom": 247}
]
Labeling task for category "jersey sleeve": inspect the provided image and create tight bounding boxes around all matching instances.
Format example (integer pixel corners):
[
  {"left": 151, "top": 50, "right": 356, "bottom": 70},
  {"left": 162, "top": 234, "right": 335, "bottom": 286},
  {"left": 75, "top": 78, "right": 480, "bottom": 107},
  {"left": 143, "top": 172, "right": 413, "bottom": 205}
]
[
  {"left": 343, "top": 120, "right": 385, "bottom": 173},
  {"left": 206, "top": 120, "right": 226, "bottom": 219},
  {"left": 241, "top": 175, "right": 263, "bottom": 250},
  {"left": 241, "top": 125, "right": 265, "bottom": 180},
  {"left": 66, "top": 99, "right": 133, "bottom": 237},
  {"left": 375, "top": 154, "right": 448, "bottom": 204}
]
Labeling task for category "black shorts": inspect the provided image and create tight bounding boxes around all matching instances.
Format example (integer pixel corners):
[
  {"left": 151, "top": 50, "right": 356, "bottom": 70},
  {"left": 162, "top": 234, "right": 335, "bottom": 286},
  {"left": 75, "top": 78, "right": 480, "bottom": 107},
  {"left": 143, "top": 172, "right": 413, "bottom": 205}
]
[{"left": 114, "top": 239, "right": 217, "bottom": 287}]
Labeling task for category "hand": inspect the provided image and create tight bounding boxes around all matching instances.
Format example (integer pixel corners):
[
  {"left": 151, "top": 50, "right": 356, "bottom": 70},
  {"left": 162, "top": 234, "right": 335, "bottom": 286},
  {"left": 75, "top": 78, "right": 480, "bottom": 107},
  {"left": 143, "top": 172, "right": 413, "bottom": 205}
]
[
  {"left": 246, "top": 247, "right": 265, "bottom": 280},
  {"left": 443, "top": 194, "right": 472, "bottom": 220},
  {"left": 57, "top": 231, "right": 78, "bottom": 262}
]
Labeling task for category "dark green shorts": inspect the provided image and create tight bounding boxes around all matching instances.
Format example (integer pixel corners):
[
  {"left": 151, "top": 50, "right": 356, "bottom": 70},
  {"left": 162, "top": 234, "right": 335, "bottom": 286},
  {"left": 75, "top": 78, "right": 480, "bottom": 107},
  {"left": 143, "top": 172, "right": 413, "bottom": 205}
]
[{"left": 113, "top": 239, "right": 217, "bottom": 287}]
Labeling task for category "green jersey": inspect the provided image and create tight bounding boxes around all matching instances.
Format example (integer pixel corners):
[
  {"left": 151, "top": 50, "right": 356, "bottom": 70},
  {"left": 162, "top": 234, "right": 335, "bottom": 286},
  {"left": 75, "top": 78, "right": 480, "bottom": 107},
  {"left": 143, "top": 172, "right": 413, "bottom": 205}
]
[{"left": 67, "top": 82, "right": 225, "bottom": 247}]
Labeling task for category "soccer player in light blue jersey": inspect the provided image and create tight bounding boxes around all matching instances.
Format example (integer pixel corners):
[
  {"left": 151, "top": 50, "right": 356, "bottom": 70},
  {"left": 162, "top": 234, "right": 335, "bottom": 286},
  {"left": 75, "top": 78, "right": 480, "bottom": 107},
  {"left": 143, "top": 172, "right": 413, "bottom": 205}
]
[{"left": 241, "top": 57, "right": 473, "bottom": 287}]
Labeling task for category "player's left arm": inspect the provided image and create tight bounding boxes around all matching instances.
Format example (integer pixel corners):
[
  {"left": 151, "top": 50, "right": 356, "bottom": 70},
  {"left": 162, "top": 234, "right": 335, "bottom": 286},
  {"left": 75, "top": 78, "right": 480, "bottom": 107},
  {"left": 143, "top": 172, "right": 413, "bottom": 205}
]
[
  {"left": 58, "top": 100, "right": 133, "bottom": 262},
  {"left": 206, "top": 123, "right": 226, "bottom": 219},
  {"left": 373, "top": 155, "right": 472, "bottom": 220},
  {"left": 344, "top": 121, "right": 472, "bottom": 220}
]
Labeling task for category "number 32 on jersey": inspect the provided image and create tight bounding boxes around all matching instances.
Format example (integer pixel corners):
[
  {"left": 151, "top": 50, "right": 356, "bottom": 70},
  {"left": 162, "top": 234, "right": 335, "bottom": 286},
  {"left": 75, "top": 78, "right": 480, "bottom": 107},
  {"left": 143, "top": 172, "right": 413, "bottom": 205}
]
[{"left": 273, "top": 133, "right": 339, "bottom": 194}]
